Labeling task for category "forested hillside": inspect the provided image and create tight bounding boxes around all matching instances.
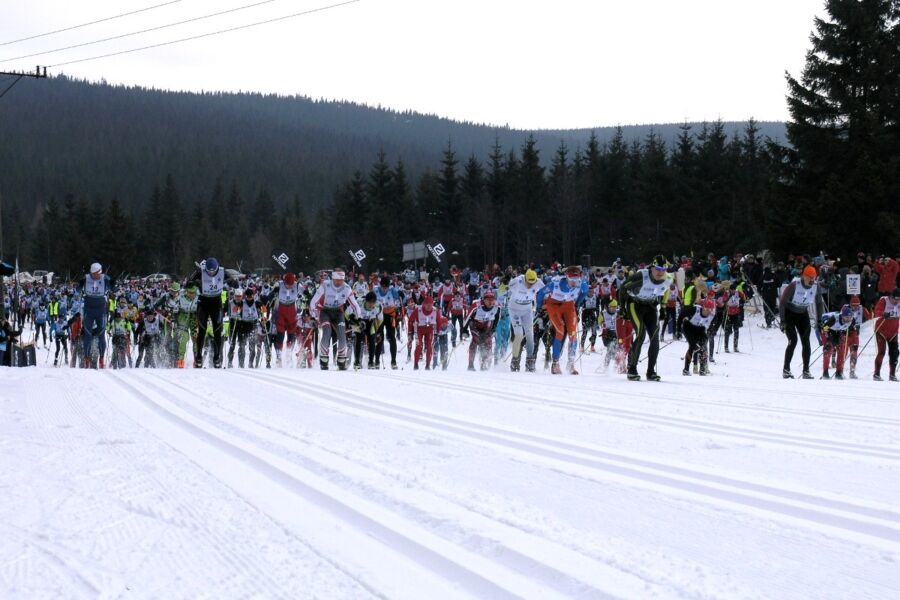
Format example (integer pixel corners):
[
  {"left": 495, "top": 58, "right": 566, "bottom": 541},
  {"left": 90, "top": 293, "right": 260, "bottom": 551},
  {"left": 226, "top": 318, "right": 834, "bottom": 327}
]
[{"left": 0, "top": 76, "right": 786, "bottom": 273}]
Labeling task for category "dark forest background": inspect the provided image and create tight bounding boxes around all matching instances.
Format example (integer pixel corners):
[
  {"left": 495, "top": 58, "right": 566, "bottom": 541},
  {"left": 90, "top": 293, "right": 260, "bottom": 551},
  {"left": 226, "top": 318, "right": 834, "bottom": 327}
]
[{"left": 1, "top": 0, "right": 897, "bottom": 276}]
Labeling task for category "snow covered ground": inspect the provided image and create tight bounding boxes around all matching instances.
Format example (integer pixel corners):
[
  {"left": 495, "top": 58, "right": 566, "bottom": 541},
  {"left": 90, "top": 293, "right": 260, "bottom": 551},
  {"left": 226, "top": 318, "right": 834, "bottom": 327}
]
[{"left": 1, "top": 312, "right": 899, "bottom": 599}]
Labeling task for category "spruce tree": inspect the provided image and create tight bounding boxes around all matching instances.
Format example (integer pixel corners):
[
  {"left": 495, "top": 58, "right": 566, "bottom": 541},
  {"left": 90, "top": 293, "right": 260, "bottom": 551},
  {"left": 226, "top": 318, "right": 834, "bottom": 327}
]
[{"left": 783, "top": 0, "right": 900, "bottom": 252}]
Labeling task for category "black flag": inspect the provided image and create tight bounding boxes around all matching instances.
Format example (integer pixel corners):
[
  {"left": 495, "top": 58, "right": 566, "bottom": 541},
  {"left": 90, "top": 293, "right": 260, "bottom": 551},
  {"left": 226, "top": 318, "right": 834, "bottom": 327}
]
[
  {"left": 271, "top": 248, "right": 292, "bottom": 272},
  {"left": 348, "top": 248, "right": 367, "bottom": 270}
]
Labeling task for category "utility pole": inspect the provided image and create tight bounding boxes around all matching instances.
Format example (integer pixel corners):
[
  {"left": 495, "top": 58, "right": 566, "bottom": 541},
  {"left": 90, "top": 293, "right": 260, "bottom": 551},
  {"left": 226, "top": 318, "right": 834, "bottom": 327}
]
[{"left": 0, "top": 65, "right": 47, "bottom": 100}]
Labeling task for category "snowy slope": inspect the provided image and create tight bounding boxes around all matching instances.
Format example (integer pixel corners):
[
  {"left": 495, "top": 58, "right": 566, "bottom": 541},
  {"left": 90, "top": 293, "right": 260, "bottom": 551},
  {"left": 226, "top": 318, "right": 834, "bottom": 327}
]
[{"left": 1, "top": 313, "right": 899, "bottom": 599}]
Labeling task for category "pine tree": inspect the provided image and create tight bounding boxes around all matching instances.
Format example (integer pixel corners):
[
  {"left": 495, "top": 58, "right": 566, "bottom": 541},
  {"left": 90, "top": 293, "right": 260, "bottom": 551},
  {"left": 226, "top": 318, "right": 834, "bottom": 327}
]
[
  {"left": 783, "top": 0, "right": 900, "bottom": 253},
  {"left": 366, "top": 150, "right": 395, "bottom": 266}
]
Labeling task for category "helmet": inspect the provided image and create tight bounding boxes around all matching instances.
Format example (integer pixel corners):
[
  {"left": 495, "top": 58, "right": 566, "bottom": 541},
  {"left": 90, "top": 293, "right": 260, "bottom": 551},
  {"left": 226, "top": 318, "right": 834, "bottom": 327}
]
[
  {"left": 332, "top": 269, "right": 346, "bottom": 281},
  {"left": 850, "top": 295, "right": 861, "bottom": 307},
  {"left": 380, "top": 276, "right": 390, "bottom": 287},
  {"left": 169, "top": 282, "right": 181, "bottom": 293},
  {"left": 283, "top": 272, "right": 297, "bottom": 286},
  {"left": 204, "top": 257, "right": 219, "bottom": 272},
  {"left": 90, "top": 262, "right": 102, "bottom": 274},
  {"left": 483, "top": 291, "right": 496, "bottom": 301},
  {"left": 702, "top": 299, "right": 716, "bottom": 312},
  {"left": 840, "top": 305, "right": 853, "bottom": 319},
  {"left": 651, "top": 254, "right": 668, "bottom": 268},
  {"left": 608, "top": 299, "right": 618, "bottom": 309},
  {"left": 525, "top": 269, "right": 538, "bottom": 284}
]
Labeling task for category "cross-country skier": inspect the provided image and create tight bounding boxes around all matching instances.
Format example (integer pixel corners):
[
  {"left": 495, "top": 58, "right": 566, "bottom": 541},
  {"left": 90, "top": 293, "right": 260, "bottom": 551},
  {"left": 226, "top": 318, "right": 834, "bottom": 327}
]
[
  {"left": 80, "top": 262, "right": 114, "bottom": 369},
  {"left": 779, "top": 265, "right": 825, "bottom": 379},
  {"left": 619, "top": 255, "right": 671, "bottom": 381},
  {"left": 536, "top": 265, "right": 588, "bottom": 375},
  {"left": 873, "top": 288, "right": 900, "bottom": 381},
  {"left": 309, "top": 269, "right": 360, "bottom": 370},
  {"left": 507, "top": 269, "right": 544, "bottom": 372},
  {"left": 681, "top": 298, "right": 715, "bottom": 376}
]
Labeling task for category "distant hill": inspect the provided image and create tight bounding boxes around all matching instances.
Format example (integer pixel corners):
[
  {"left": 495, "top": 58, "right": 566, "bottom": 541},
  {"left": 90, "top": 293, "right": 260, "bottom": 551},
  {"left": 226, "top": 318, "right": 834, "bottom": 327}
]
[{"left": 0, "top": 76, "right": 785, "bottom": 213}]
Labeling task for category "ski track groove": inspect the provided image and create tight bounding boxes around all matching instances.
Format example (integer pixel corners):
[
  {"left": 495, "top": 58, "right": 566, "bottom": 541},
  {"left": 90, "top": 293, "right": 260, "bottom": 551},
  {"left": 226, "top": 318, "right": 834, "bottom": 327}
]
[
  {"left": 106, "top": 371, "right": 605, "bottom": 600},
  {"left": 358, "top": 372, "right": 900, "bottom": 461},
  {"left": 96, "top": 376, "right": 388, "bottom": 600},
  {"left": 232, "top": 370, "right": 900, "bottom": 551},
  {"left": 143, "top": 370, "right": 686, "bottom": 600},
  {"left": 19, "top": 374, "right": 348, "bottom": 600},
  {"left": 470, "top": 369, "right": 900, "bottom": 427}
]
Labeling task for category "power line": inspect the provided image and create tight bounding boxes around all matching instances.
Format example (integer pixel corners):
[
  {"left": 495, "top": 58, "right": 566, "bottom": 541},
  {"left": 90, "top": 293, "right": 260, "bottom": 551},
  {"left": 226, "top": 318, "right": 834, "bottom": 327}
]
[
  {"left": 1, "top": 0, "right": 283, "bottom": 63},
  {"left": 47, "top": 0, "right": 361, "bottom": 68},
  {"left": 0, "top": 1, "right": 185, "bottom": 47}
]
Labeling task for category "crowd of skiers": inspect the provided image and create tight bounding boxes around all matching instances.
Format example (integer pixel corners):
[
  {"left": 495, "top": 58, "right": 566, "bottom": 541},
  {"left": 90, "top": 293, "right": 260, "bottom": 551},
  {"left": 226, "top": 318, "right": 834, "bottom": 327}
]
[{"left": 2, "top": 251, "right": 898, "bottom": 382}]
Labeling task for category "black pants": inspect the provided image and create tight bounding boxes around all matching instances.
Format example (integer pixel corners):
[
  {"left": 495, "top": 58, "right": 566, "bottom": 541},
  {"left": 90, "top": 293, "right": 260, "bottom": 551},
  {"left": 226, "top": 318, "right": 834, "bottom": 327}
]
[
  {"left": 378, "top": 313, "right": 398, "bottom": 364},
  {"left": 355, "top": 320, "right": 379, "bottom": 366},
  {"left": 196, "top": 297, "right": 224, "bottom": 367},
  {"left": 783, "top": 310, "right": 812, "bottom": 372},
  {"left": 683, "top": 323, "right": 708, "bottom": 371},
  {"left": 627, "top": 303, "right": 660, "bottom": 375},
  {"left": 660, "top": 306, "right": 677, "bottom": 339},
  {"left": 54, "top": 336, "right": 68, "bottom": 361}
]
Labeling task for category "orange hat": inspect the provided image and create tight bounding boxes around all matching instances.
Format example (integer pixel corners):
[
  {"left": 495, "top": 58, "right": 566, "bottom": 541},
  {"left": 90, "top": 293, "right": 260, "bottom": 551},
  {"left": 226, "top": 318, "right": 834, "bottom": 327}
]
[{"left": 802, "top": 265, "right": 817, "bottom": 279}]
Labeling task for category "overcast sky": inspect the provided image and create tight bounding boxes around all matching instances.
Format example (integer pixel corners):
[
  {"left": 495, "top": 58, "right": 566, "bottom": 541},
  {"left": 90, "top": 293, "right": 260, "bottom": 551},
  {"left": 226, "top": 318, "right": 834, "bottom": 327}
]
[{"left": 0, "top": 0, "right": 826, "bottom": 129}]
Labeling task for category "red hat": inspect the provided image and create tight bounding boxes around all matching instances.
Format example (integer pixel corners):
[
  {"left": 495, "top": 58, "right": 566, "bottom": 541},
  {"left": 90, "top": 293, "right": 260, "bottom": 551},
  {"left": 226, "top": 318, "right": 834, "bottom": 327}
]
[
  {"left": 283, "top": 272, "right": 297, "bottom": 286},
  {"left": 802, "top": 265, "right": 817, "bottom": 279},
  {"left": 850, "top": 295, "right": 861, "bottom": 307},
  {"left": 423, "top": 295, "right": 434, "bottom": 304},
  {"left": 702, "top": 299, "right": 716, "bottom": 311}
]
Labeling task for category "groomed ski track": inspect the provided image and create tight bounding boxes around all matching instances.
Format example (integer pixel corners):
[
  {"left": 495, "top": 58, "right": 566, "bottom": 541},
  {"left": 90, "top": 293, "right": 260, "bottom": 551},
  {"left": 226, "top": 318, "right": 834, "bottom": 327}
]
[{"left": 2, "top": 317, "right": 899, "bottom": 599}]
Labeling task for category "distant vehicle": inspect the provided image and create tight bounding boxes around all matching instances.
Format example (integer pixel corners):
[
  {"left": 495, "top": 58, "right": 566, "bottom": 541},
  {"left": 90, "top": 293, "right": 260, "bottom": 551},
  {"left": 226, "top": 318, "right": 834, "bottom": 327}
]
[
  {"left": 31, "top": 270, "right": 54, "bottom": 284},
  {"left": 146, "top": 273, "right": 171, "bottom": 283}
]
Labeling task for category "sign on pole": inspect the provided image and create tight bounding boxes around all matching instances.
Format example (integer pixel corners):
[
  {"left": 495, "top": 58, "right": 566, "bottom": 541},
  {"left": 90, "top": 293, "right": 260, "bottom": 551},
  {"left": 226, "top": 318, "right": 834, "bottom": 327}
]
[{"left": 846, "top": 273, "right": 860, "bottom": 295}]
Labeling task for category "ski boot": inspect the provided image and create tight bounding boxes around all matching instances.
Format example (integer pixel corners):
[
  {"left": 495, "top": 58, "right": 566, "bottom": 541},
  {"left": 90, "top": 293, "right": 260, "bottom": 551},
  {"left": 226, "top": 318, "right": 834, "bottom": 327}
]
[
  {"left": 733, "top": 343, "right": 739, "bottom": 353},
  {"left": 568, "top": 361, "right": 578, "bottom": 375},
  {"left": 590, "top": 344, "right": 595, "bottom": 353},
  {"left": 391, "top": 361, "right": 398, "bottom": 370},
  {"left": 627, "top": 368, "right": 641, "bottom": 381},
  {"left": 550, "top": 361, "right": 562, "bottom": 374},
  {"left": 891, "top": 374, "right": 899, "bottom": 382},
  {"left": 782, "top": 369, "right": 794, "bottom": 379},
  {"left": 510, "top": 356, "right": 521, "bottom": 372},
  {"left": 319, "top": 359, "right": 329, "bottom": 370},
  {"left": 834, "top": 371, "right": 844, "bottom": 380},
  {"left": 646, "top": 372, "right": 661, "bottom": 382},
  {"left": 801, "top": 370, "right": 814, "bottom": 379},
  {"left": 425, "top": 363, "right": 431, "bottom": 371},
  {"left": 467, "top": 364, "right": 476, "bottom": 372},
  {"left": 368, "top": 362, "right": 376, "bottom": 370},
  {"left": 682, "top": 368, "right": 690, "bottom": 376},
  {"left": 724, "top": 346, "right": 730, "bottom": 353},
  {"left": 53, "top": 358, "right": 58, "bottom": 366},
  {"left": 849, "top": 369, "right": 858, "bottom": 379},
  {"left": 525, "top": 357, "right": 536, "bottom": 373},
  {"left": 354, "top": 363, "right": 361, "bottom": 371},
  {"left": 83, "top": 357, "right": 92, "bottom": 369},
  {"left": 413, "top": 362, "right": 419, "bottom": 370},
  {"left": 873, "top": 373, "right": 883, "bottom": 381},
  {"left": 693, "top": 363, "right": 699, "bottom": 374},
  {"left": 99, "top": 357, "right": 106, "bottom": 369},
  {"left": 337, "top": 359, "right": 348, "bottom": 371},
  {"left": 821, "top": 370, "right": 831, "bottom": 380}
]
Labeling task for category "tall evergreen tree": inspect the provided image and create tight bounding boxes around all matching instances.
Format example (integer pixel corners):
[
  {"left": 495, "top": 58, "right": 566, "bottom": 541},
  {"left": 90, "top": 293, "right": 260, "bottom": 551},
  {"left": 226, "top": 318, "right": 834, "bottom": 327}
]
[{"left": 782, "top": 0, "right": 900, "bottom": 253}]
